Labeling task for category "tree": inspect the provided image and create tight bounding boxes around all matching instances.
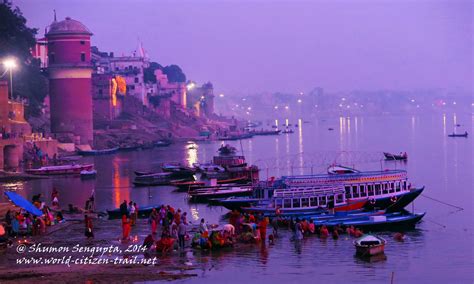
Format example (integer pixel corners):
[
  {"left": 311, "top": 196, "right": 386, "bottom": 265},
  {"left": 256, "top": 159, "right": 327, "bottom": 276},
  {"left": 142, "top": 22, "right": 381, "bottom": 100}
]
[
  {"left": 163, "top": 65, "right": 186, "bottom": 83},
  {"left": 0, "top": 3, "right": 48, "bottom": 116},
  {"left": 143, "top": 61, "right": 162, "bottom": 83}
]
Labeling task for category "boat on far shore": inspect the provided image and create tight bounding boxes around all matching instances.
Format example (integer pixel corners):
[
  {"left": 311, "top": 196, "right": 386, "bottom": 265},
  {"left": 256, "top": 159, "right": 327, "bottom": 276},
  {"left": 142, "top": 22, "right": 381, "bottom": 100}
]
[
  {"left": 77, "top": 147, "right": 119, "bottom": 156},
  {"left": 384, "top": 152, "right": 408, "bottom": 161},
  {"left": 26, "top": 164, "right": 94, "bottom": 175},
  {"left": 250, "top": 129, "right": 281, "bottom": 136}
]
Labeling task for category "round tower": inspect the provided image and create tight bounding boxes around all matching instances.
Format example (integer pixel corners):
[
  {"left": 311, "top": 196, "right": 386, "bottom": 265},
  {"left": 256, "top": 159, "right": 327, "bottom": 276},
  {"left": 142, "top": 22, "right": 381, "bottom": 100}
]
[{"left": 46, "top": 17, "right": 93, "bottom": 145}]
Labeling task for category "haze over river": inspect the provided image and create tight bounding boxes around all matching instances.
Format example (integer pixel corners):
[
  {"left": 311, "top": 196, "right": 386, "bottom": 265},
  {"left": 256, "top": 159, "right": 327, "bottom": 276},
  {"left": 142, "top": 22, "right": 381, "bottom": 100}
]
[{"left": 1, "top": 113, "right": 472, "bottom": 283}]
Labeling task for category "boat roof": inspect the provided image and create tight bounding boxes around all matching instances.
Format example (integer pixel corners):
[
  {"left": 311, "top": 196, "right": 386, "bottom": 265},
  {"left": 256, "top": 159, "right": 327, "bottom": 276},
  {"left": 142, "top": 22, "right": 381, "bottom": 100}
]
[
  {"left": 274, "top": 186, "right": 344, "bottom": 198},
  {"left": 282, "top": 169, "right": 407, "bottom": 182}
]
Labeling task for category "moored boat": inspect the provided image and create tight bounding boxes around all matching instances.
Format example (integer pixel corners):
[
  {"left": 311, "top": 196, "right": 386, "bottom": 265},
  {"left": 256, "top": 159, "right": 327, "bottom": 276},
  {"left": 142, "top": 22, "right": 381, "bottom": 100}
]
[
  {"left": 189, "top": 186, "right": 253, "bottom": 202},
  {"left": 26, "top": 164, "right": 94, "bottom": 175},
  {"left": 354, "top": 235, "right": 386, "bottom": 257},
  {"left": 384, "top": 152, "right": 408, "bottom": 161},
  {"left": 133, "top": 172, "right": 174, "bottom": 186},
  {"left": 107, "top": 205, "right": 160, "bottom": 219},
  {"left": 327, "top": 165, "right": 360, "bottom": 174},
  {"left": 80, "top": 169, "right": 97, "bottom": 178},
  {"left": 77, "top": 147, "right": 119, "bottom": 156},
  {"left": 250, "top": 129, "right": 281, "bottom": 136}
]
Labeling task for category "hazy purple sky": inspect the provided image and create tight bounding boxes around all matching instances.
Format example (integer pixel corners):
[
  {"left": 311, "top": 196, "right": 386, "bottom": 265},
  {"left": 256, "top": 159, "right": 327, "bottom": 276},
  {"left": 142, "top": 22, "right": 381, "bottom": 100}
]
[{"left": 15, "top": 0, "right": 473, "bottom": 95}]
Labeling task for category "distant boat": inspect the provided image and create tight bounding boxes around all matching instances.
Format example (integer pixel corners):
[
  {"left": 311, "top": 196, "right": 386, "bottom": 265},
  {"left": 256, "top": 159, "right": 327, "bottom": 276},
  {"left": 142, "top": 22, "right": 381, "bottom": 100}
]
[
  {"left": 133, "top": 172, "right": 174, "bottom": 186},
  {"left": 80, "top": 169, "right": 97, "bottom": 178},
  {"left": 282, "top": 128, "right": 294, "bottom": 134},
  {"left": 328, "top": 128, "right": 334, "bottom": 131},
  {"left": 77, "top": 147, "right": 119, "bottom": 156},
  {"left": 218, "top": 144, "right": 237, "bottom": 155},
  {"left": 354, "top": 235, "right": 386, "bottom": 257},
  {"left": 448, "top": 132, "right": 468, "bottom": 138},
  {"left": 26, "top": 164, "right": 94, "bottom": 175},
  {"left": 189, "top": 186, "right": 253, "bottom": 202},
  {"left": 155, "top": 140, "right": 172, "bottom": 147},
  {"left": 250, "top": 129, "right": 281, "bottom": 136},
  {"left": 384, "top": 152, "right": 408, "bottom": 161}
]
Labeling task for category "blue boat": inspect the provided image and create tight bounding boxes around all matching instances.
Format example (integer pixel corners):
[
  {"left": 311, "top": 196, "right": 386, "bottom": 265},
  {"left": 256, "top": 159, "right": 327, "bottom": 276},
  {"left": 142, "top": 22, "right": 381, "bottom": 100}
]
[{"left": 310, "top": 210, "right": 425, "bottom": 231}]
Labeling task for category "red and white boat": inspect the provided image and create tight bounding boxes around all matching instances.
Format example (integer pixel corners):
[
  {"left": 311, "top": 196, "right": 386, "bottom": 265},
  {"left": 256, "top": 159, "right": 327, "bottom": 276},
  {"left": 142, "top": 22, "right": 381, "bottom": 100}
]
[{"left": 26, "top": 164, "right": 94, "bottom": 175}]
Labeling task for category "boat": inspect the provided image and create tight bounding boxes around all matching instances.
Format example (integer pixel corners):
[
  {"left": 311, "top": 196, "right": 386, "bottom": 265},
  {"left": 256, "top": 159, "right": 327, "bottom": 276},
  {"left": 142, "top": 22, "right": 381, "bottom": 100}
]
[
  {"left": 162, "top": 164, "right": 196, "bottom": 177},
  {"left": 189, "top": 186, "right": 253, "bottom": 202},
  {"left": 77, "top": 147, "right": 119, "bottom": 156},
  {"left": 327, "top": 165, "right": 360, "bottom": 174},
  {"left": 192, "top": 163, "right": 226, "bottom": 173},
  {"left": 384, "top": 152, "right": 408, "bottom": 161},
  {"left": 107, "top": 205, "right": 161, "bottom": 219},
  {"left": 279, "top": 169, "right": 424, "bottom": 211},
  {"left": 354, "top": 235, "right": 386, "bottom": 257},
  {"left": 218, "top": 133, "right": 254, "bottom": 141},
  {"left": 312, "top": 210, "right": 425, "bottom": 231},
  {"left": 282, "top": 128, "right": 294, "bottom": 134},
  {"left": 250, "top": 129, "right": 281, "bottom": 136},
  {"left": 133, "top": 172, "right": 174, "bottom": 186},
  {"left": 26, "top": 164, "right": 94, "bottom": 175},
  {"left": 80, "top": 169, "right": 97, "bottom": 178},
  {"left": 218, "top": 144, "right": 237, "bottom": 155},
  {"left": 448, "top": 132, "right": 468, "bottom": 138},
  {"left": 155, "top": 140, "right": 172, "bottom": 147},
  {"left": 242, "top": 186, "right": 367, "bottom": 217}
]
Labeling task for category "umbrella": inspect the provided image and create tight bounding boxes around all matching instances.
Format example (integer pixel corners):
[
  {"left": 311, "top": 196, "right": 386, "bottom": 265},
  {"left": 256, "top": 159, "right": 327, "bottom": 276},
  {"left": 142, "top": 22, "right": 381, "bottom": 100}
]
[{"left": 4, "top": 191, "right": 43, "bottom": 216}]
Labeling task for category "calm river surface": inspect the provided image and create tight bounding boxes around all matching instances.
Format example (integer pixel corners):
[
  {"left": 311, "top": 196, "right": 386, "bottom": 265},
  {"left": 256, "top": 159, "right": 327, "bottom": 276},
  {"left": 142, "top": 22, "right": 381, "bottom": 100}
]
[{"left": 1, "top": 113, "right": 473, "bottom": 283}]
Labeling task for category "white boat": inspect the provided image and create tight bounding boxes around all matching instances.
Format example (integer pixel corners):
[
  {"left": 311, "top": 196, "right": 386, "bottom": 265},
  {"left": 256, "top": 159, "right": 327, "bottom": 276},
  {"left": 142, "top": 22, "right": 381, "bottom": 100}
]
[
  {"left": 80, "top": 169, "right": 97, "bottom": 178},
  {"left": 354, "top": 235, "right": 386, "bottom": 256},
  {"left": 327, "top": 165, "right": 360, "bottom": 175}
]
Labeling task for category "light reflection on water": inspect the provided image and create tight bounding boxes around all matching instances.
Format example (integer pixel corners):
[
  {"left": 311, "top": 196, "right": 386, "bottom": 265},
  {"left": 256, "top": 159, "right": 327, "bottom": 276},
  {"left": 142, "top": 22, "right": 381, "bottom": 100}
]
[{"left": 0, "top": 114, "right": 472, "bottom": 283}]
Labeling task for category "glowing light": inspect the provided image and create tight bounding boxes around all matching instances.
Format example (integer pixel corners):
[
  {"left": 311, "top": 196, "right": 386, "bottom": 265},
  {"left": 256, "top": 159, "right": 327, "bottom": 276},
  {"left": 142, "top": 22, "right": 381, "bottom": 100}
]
[
  {"left": 219, "top": 93, "right": 224, "bottom": 98},
  {"left": 442, "top": 102, "right": 446, "bottom": 106},
  {"left": 297, "top": 99, "right": 302, "bottom": 103},
  {"left": 200, "top": 95, "right": 205, "bottom": 100},
  {"left": 453, "top": 101, "right": 456, "bottom": 105},
  {"left": 314, "top": 105, "right": 318, "bottom": 108},
  {"left": 411, "top": 99, "right": 415, "bottom": 103},
  {"left": 285, "top": 106, "right": 289, "bottom": 110},
  {"left": 299, "top": 92, "right": 304, "bottom": 95},
  {"left": 274, "top": 105, "right": 278, "bottom": 110},
  {"left": 242, "top": 98, "right": 246, "bottom": 101},
  {"left": 186, "top": 82, "right": 196, "bottom": 90},
  {"left": 416, "top": 105, "right": 420, "bottom": 108},
  {"left": 246, "top": 111, "right": 250, "bottom": 115},
  {"left": 341, "top": 97, "right": 346, "bottom": 101},
  {"left": 339, "top": 104, "right": 343, "bottom": 107},
  {"left": 3, "top": 58, "right": 17, "bottom": 69},
  {"left": 247, "top": 107, "right": 252, "bottom": 110}
]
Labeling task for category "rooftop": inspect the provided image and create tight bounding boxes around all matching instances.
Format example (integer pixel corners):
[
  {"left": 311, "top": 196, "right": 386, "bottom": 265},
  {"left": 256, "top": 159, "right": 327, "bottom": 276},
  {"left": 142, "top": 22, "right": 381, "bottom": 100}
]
[{"left": 46, "top": 17, "right": 93, "bottom": 36}]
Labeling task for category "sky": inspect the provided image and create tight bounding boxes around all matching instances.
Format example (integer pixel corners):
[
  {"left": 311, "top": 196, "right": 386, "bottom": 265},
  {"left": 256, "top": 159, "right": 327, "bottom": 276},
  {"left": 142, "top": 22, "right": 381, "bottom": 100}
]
[{"left": 14, "top": 0, "right": 473, "bottom": 96}]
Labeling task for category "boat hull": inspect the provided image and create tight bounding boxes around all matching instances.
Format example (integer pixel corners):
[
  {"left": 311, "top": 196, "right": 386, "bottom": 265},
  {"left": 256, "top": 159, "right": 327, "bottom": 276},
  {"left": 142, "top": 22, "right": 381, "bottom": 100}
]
[
  {"left": 362, "top": 187, "right": 424, "bottom": 212},
  {"left": 26, "top": 164, "right": 94, "bottom": 175},
  {"left": 355, "top": 244, "right": 385, "bottom": 256}
]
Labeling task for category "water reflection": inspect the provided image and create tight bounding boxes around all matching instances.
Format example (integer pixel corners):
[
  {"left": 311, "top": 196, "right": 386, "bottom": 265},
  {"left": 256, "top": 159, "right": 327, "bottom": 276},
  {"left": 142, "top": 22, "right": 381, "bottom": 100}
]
[{"left": 186, "top": 142, "right": 198, "bottom": 167}]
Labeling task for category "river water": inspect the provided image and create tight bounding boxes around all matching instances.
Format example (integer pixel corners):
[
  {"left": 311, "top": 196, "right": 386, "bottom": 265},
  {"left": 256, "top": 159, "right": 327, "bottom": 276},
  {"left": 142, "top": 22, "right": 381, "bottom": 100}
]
[{"left": 1, "top": 113, "right": 472, "bottom": 283}]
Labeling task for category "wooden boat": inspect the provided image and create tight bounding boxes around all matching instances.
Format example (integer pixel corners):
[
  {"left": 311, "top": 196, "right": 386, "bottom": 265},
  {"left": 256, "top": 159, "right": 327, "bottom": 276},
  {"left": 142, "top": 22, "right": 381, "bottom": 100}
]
[
  {"left": 162, "top": 164, "right": 196, "bottom": 177},
  {"left": 313, "top": 210, "right": 425, "bottom": 231},
  {"left": 172, "top": 176, "right": 249, "bottom": 191},
  {"left": 80, "top": 169, "right": 97, "bottom": 178},
  {"left": 77, "top": 147, "right": 119, "bottom": 156},
  {"left": 189, "top": 186, "right": 253, "bottom": 202},
  {"left": 26, "top": 164, "right": 94, "bottom": 175},
  {"left": 133, "top": 172, "right": 174, "bottom": 186},
  {"left": 327, "top": 165, "right": 360, "bottom": 174},
  {"left": 107, "top": 205, "right": 160, "bottom": 219},
  {"left": 354, "top": 235, "right": 386, "bottom": 257},
  {"left": 448, "top": 132, "right": 468, "bottom": 138},
  {"left": 384, "top": 152, "right": 408, "bottom": 161},
  {"left": 250, "top": 129, "right": 281, "bottom": 136},
  {"left": 280, "top": 169, "right": 424, "bottom": 211},
  {"left": 155, "top": 140, "right": 172, "bottom": 147}
]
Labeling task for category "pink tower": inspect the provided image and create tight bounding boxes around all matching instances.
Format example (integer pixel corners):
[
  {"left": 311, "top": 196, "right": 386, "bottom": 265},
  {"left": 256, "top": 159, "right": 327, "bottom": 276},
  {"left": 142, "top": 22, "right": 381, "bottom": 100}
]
[{"left": 46, "top": 17, "right": 93, "bottom": 145}]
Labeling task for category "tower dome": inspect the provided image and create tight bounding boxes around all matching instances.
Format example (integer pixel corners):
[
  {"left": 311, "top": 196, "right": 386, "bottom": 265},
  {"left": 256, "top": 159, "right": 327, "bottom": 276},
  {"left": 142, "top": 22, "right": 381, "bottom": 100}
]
[{"left": 47, "top": 17, "right": 93, "bottom": 36}]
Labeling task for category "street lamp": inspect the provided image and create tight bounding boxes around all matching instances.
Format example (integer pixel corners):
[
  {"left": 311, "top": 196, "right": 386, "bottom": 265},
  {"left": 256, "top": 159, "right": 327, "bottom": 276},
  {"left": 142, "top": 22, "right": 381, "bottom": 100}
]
[{"left": 3, "top": 58, "right": 17, "bottom": 99}]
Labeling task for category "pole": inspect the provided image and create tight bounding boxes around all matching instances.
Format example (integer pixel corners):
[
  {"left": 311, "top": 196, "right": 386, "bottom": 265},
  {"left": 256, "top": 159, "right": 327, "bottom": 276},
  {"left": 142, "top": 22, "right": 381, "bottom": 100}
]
[{"left": 9, "top": 69, "right": 13, "bottom": 99}]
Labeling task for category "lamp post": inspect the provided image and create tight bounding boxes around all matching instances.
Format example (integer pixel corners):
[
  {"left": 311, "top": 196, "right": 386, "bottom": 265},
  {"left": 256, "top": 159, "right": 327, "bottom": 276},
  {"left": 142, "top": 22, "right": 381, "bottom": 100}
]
[{"left": 3, "top": 58, "right": 17, "bottom": 99}]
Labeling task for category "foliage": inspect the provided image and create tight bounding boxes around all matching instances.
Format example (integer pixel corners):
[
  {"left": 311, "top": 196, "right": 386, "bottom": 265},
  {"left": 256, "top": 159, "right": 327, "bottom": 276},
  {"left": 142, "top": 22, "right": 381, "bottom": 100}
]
[
  {"left": 143, "top": 61, "right": 162, "bottom": 83},
  {"left": 163, "top": 64, "right": 186, "bottom": 83},
  {"left": 0, "top": 3, "right": 47, "bottom": 116}
]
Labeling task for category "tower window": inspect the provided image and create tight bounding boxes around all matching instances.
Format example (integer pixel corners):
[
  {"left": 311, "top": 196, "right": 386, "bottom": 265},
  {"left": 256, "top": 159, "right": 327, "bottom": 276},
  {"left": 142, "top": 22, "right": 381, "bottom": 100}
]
[
  {"left": 81, "top": 53, "right": 86, "bottom": 62},
  {"left": 49, "top": 53, "right": 55, "bottom": 63},
  {"left": 134, "top": 77, "right": 139, "bottom": 83},
  {"left": 80, "top": 41, "right": 85, "bottom": 45}
]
